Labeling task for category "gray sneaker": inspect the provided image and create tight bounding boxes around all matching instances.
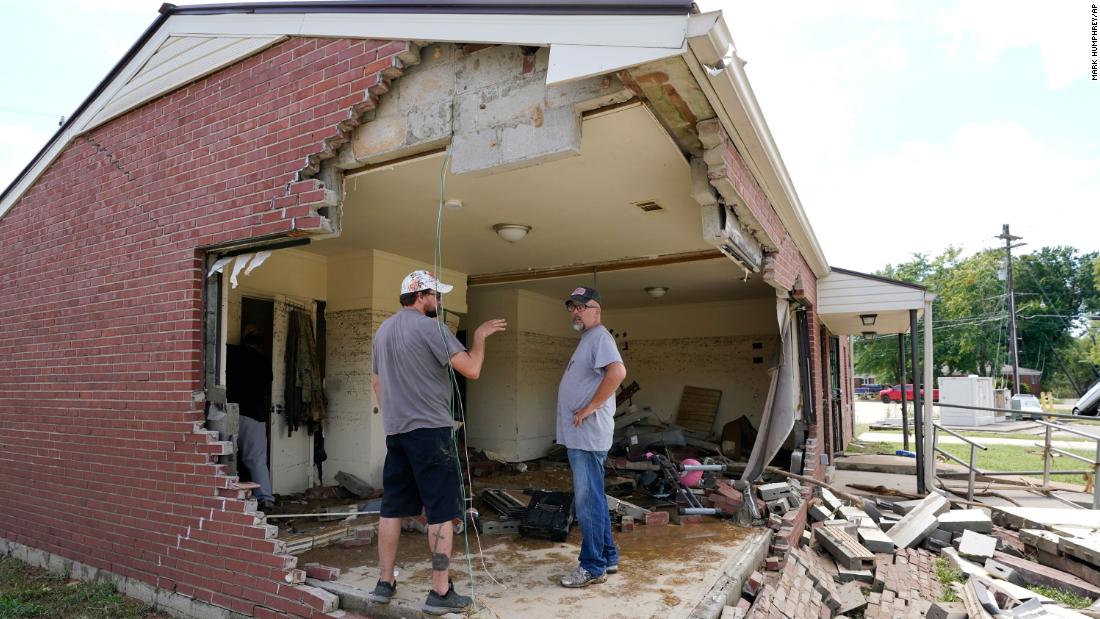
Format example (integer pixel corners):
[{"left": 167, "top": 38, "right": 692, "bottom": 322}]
[
  {"left": 366, "top": 579, "right": 396, "bottom": 604},
  {"left": 422, "top": 580, "right": 472, "bottom": 616},
  {"left": 560, "top": 565, "right": 606, "bottom": 588},
  {"left": 606, "top": 563, "right": 619, "bottom": 574}
]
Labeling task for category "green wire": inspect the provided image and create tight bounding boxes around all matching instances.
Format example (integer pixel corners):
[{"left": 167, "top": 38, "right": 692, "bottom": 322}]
[{"left": 431, "top": 145, "right": 479, "bottom": 608}]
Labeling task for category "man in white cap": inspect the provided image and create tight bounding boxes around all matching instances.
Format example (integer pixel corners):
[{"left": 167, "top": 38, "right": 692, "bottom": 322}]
[{"left": 368, "top": 270, "right": 506, "bottom": 615}]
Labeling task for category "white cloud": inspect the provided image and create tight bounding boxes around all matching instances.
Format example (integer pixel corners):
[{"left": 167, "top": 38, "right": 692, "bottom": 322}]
[
  {"left": 937, "top": 0, "right": 1090, "bottom": 88},
  {"left": 807, "top": 121, "right": 1100, "bottom": 270}
]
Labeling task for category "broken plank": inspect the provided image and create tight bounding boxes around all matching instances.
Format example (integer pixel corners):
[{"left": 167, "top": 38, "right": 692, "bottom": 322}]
[{"left": 815, "top": 525, "right": 874, "bottom": 570}]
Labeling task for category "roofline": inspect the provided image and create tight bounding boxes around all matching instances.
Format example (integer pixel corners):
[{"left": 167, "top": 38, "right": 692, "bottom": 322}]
[
  {"left": 0, "top": 0, "right": 693, "bottom": 209},
  {"left": 829, "top": 266, "right": 928, "bottom": 291},
  {"left": 685, "top": 13, "right": 830, "bottom": 278},
  {"left": 0, "top": 11, "right": 170, "bottom": 207},
  {"left": 165, "top": 0, "right": 695, "bottom": 16}
]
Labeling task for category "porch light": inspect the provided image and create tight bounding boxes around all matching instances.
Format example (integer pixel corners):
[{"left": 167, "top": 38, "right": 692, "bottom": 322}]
[
  {"left": 492, "top": 223, "right": 531, "bottom": 243},
  {"left": 645, "top": 286, "right": 669, "bottom": 298},
  {"left": 861, "top": 331, "right": 876, "bottom": 342},
  {"left": 860, "top": 314, "right": 877, "bottom": 326}
]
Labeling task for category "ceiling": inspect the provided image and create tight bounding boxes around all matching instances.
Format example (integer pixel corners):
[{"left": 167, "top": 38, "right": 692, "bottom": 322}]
[
  {"left": 309, "top": 104, "right": 711, "bottom": 274},
  {"left": 477, "top": 257, "right": 775, "bottom": 307}
]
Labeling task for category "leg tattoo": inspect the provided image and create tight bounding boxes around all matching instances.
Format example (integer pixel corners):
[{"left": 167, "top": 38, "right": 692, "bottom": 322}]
[{"left": 431, "top": 552, "right": 450, "bottom": 571}]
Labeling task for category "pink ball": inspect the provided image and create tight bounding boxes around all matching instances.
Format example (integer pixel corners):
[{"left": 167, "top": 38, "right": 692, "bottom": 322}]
[{"left": 679, "top": 458, "right": 703, "bottom": 488}]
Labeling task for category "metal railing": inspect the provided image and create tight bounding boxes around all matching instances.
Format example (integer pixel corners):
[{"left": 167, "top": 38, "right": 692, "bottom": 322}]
[{"left": 931, "top": 415, "right": 1100, "bottom": 508}]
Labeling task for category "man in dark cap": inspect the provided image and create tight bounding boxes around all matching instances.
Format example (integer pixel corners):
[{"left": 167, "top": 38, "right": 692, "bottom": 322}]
[{"left": 556, "top": 286, "right": 627, "bottom": 588}]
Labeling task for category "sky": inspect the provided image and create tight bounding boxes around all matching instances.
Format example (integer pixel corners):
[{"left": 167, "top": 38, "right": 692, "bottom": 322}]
[{"left": 1, "top": 0, "right": 1098, "bottom": 272}]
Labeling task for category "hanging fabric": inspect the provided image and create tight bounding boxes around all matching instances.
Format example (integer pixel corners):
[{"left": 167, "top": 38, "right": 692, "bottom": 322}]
[
  {"left": 741, "top": 299, "right": 802, "bottom": 482},
  {"left": 282, "top": 305, "right": 326, "bottom": 435}
]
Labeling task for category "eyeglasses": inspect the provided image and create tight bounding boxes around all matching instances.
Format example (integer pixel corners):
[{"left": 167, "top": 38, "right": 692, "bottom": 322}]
[{"left": 566, "top": 303, "right": 597, "bottom": 313}]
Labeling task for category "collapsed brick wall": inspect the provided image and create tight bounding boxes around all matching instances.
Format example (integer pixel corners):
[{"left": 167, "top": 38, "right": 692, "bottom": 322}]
[
  {"left": 0, "top": 36, "right": 417, "bottom": 618},
  {"left": 699, "top": 119, "right": 831, "bottom": 480}
]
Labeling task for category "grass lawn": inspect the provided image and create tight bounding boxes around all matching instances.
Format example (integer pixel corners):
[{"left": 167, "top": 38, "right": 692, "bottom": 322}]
[
  {"left": 0, "top": 556, "right": 168, "bottom": 619},
  {"left": 846, "top": 439, "right": 1094, "bottom": 486}
]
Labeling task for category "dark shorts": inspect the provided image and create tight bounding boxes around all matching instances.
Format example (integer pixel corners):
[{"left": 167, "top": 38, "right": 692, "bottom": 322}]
[{"left": 380, "top": 426, "right": 462, "bottom": 525}]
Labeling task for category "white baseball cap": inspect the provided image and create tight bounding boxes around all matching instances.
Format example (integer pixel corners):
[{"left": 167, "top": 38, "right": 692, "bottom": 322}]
[{"left": 401, "top": 270, "right": 454, "bottom": 295}]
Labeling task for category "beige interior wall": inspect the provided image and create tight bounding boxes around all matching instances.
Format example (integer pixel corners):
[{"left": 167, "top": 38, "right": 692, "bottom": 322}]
[
  {"left": 324, "top": 249, "right": 467, "bottom": 488},
  {"left": 464, "top": 290, "right": 778, "bottom": 460},
  {"left": 226, "top": 249, "right": 328, "bottom": 344},
  {"left": 463, "top": 288, "right": 521, "bottom": 459},
  {"left": 602, "top": 297, "right": 777, "bottom": 434}
]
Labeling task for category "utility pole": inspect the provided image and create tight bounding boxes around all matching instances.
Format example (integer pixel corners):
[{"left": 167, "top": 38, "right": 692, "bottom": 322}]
[{"left": 997, "top": 224, "right": 1024, "bottom": 394}]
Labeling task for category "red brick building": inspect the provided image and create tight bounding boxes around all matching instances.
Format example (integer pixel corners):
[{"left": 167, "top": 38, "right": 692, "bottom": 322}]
[{"left": 0, "top": 3, "right": 933, "bottom": 617}]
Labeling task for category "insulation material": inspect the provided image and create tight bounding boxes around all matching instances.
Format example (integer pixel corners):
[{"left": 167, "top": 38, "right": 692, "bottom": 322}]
[
  {"left": 741, "top": 300, "right": 800, "bottom": 482},
  {"left": 206, "top": 251, "right": 274, "bottom": 288}
]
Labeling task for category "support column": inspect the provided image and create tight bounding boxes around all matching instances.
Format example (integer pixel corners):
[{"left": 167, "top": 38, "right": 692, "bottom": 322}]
[
  {"left": 897, "top": 334, "right": 909, "bottom": 451},
  {"left": 910, "top": 309, "right": 925, "bottom": 494},
  {"left": 923, "top": 297, "right": 936, "bottom": 492}
]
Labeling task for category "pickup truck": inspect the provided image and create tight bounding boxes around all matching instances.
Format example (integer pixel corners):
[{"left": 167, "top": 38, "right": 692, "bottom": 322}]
[{"left": 879, "top": 384, "right": 939, "bottom": 404}]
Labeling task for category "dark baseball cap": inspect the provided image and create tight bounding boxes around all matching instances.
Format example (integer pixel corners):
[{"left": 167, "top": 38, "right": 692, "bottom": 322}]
[{"left": 565, "top": 286, "right": 601, "bottom": 307}]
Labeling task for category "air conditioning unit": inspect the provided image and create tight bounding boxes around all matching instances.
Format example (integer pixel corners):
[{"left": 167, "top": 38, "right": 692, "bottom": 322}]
[{"left": 701, "top": 201, "right": 763, "bottom": 272}]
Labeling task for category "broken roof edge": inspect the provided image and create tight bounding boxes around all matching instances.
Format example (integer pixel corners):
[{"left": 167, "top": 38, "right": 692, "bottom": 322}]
[
  {"left": 162, "top": 0, "right": 696, "bottom": 16},
  {"left": 685, "top": 12, "right": 830, "bottom": 279},
  {"left": 0, "top": 6, "right": 696, "bottom": 220}
]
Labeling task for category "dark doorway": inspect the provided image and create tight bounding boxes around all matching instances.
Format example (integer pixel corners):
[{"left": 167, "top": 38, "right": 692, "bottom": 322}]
[{"left": 238, "top": 297, "right": 275, "bottom": 477}]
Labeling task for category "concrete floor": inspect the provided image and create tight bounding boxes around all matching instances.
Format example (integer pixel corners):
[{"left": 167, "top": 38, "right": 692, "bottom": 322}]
[{"left": 302, "top": 519, "right": 767, "bottom": 618}]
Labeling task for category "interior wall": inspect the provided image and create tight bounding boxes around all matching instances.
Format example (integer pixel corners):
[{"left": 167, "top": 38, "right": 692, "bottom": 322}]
[
  {"left": 604, "top": 297, "right": 778, "bottom": 434},
  {"left": 323, "top": 249, "right": 466, "bottom": 488},
  {"left": 465, "top": 290, "right": 779, "bottom": 460}
]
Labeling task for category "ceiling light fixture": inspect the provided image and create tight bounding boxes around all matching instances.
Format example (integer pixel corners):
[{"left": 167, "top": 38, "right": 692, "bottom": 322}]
[
  {"left": 492, "top": 223, "right": 531, "bottom": 243},
  {"left": 444, "top": 199, "right": 463, "bottom": 210},
  {"left": 861, "top": 331, "right": 876, "bottom": 342},
  {"left": 860, "top": 314, "right": 877, "bottom": 326},
  {"left": 645, "top": 287, "right": 669, "bottom": 298}
]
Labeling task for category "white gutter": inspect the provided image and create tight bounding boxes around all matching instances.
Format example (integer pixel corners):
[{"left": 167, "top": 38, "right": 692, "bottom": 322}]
[{"left": 683, "top": 12, "right": 830, "bottom": 278}]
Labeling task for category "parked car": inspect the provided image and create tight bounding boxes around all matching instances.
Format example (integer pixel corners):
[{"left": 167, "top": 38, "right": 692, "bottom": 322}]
[
  {"left": 1073, "top": 379, "right": 1100, "bottom": 416},
  {"left": 855, "top": 383, "right": 889, "bottom": 400},
  {"left": 879, "top": 384, "right": 940, "bottom": 404}
]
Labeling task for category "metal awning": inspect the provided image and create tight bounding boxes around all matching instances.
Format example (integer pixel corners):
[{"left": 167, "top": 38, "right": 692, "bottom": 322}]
[{"left": 817, "top": 267, "right": 933, "bottom": 336}]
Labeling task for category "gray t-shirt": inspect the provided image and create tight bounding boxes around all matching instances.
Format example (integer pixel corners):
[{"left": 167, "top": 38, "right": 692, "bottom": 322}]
[
  {"left": 556, "top": 325, "right": 623, "bottom": 452},
  {"left": 372, "top": 309, "right": 466, "bottom": 435}
]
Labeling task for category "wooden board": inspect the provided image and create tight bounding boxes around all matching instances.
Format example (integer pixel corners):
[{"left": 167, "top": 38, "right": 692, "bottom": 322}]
[{"left": 675, "top": 386, "right": 722, "bottom": 435}]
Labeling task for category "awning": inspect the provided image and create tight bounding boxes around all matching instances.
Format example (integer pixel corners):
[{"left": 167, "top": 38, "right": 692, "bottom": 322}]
[{"left": 817, "top": 267, "right": 932, "bottom": 336}]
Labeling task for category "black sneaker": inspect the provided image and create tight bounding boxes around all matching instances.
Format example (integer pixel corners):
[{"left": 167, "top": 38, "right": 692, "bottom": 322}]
[
  {"left": 367, "top": 579, "right": 396, "bottom": 604},
  {"left": 422, "top": 580, "right": 472, "bottom": 615}
]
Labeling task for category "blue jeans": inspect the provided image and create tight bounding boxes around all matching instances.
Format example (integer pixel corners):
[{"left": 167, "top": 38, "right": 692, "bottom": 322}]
[{"left": 567, "top": 448, "right": 618, "bottom": 576}]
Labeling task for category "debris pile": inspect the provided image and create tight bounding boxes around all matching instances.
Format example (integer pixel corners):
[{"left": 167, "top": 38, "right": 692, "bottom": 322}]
[{"left": 726, "top": 487, "right": 1100, "bottom": 618}]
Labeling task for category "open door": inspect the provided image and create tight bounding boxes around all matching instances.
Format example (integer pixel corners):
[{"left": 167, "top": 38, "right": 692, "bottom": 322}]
[{"left": 269, "top": 295, "right": 315, "bottom": 494}]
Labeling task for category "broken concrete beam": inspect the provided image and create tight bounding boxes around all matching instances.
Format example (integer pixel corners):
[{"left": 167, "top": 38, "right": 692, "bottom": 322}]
[
  {"left": 834, "top": 581, "right": 867, "bottom": 615},
  {"left": 929, "top": 528, "right": 953, "bottom": 544},
  {"left": 765, "top": 498, "right": 790, "bottom": 515},
  {"left": 889, "top": 499, "right": 927, "bottom": 515},
  {"left": 857, "top": 524, "right": 896, "bottom": 554},
  {"left": 758, "top": 482, "right": 792, "bottom": 501},
  {"left": 887, "top": 493, "right": 949, "bottom": 548},
  {"left": 1057, "top": 533, "right": 1100, "bottom": 569},
  {"left": 937, "top": 508, "right": 993, "bottom": 534},
  {"left": 815, "top": 526, "right": 875, "bottom": 571},
  {"left": 927, "top": 601, "right": 968, "bottom": 619},
  {"left": 606, "top": 495, "right": 650, "bottom": 520},
  {"left": 836, "top": 565, "right": 874, "bottom": 584},
  {"left": 993, "top": 550, "right": 1100, "bottom": 599},
  {"left": 809, "top": 504, "right": 834, "bottom": 522},
  {"left": 820, "top": 488, "right": 844, "bottom": 512},
  {"left": 1018, "top": 528, "right": 1061, "bottom": 555},
  {"left": 990, "top": 505, "right": 1100, "bottom": 531},
  {"left": 958, "top": 530, "right": 998, "bottom": 561},
  {"left": 838, "top": 505, "right": 869, "bottom": 521},
  {"left": 983, "top": 558, "right": 1024, "bottom": 586}
]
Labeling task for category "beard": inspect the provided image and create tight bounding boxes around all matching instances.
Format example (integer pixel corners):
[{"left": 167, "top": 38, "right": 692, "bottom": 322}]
[
  {"left": 572, "top": 321, "right": 584, "bottom": 332},
  {"left": 425, "top": 309, "right": 439, "bottom": 318}
]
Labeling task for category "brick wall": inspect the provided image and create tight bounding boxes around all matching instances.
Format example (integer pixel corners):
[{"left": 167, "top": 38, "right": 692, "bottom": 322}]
[
  {"left": 700, "top": 120, "right": 831, "bottom": 481},
  {"left": 0, "top": 37, "right": 417, "bottom": 618}
]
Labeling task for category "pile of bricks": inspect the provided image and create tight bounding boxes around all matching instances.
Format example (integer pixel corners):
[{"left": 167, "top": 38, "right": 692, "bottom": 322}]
[
  {"left": 757, "top": 480, "right": 804, "bottom": 517},
  {"left": 743, "top": 546, "right": 841, "bottom": 619},
  {"left": 862, "top": 548, "right": 941, "bottom": 618}
]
